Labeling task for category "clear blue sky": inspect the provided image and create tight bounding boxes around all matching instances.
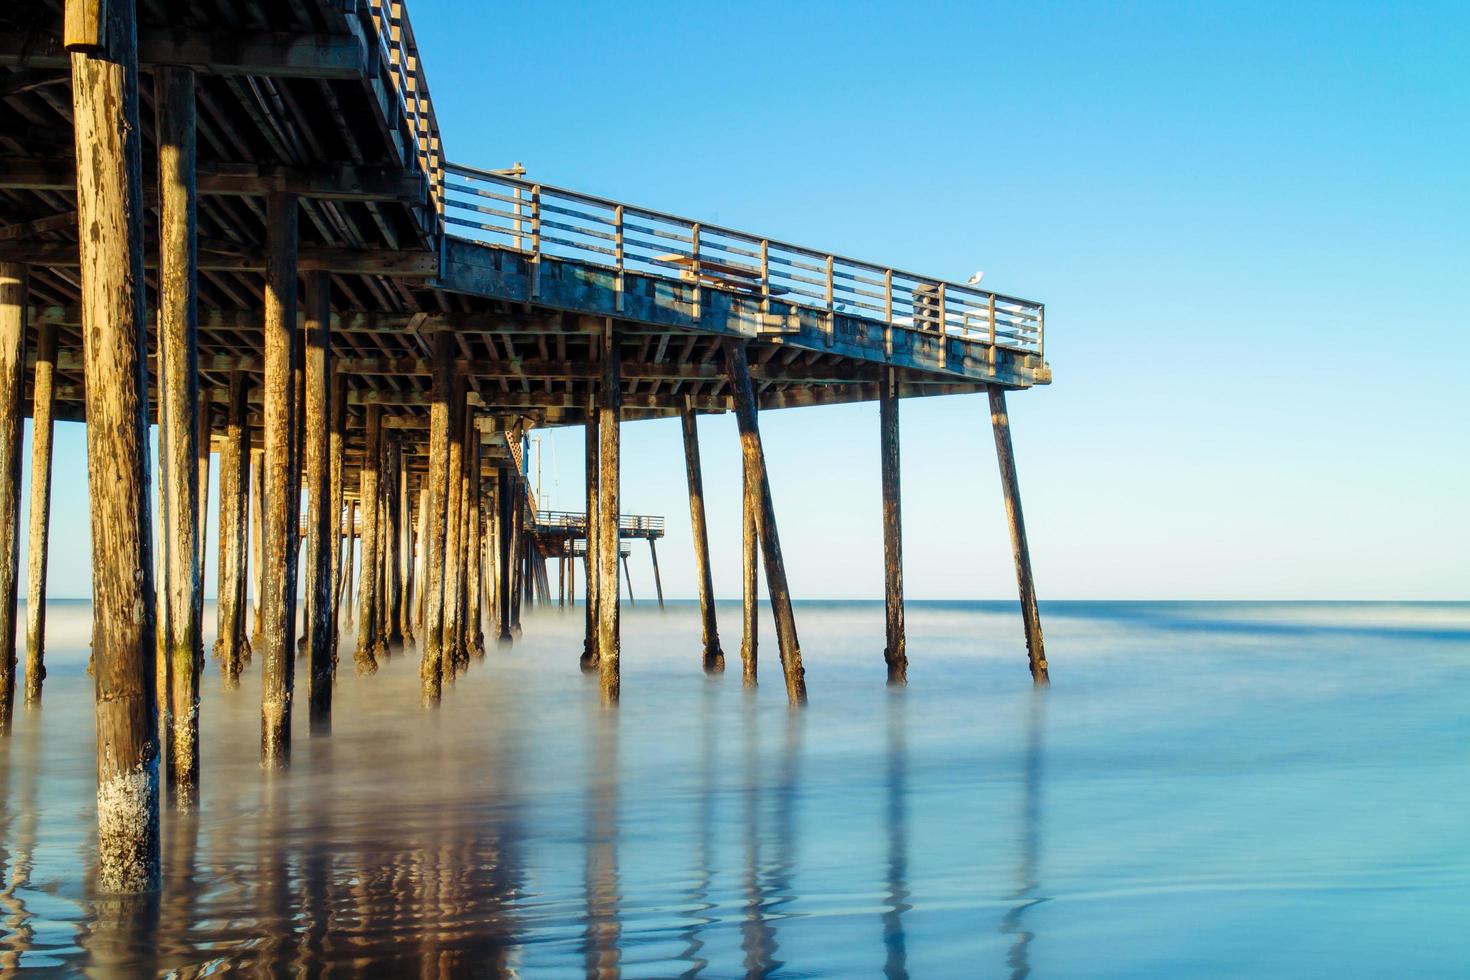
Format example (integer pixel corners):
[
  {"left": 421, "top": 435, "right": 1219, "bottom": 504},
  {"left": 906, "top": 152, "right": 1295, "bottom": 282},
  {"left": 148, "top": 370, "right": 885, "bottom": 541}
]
[{"left": 27, "top": 0, "right": 1470, "bottom": 600}]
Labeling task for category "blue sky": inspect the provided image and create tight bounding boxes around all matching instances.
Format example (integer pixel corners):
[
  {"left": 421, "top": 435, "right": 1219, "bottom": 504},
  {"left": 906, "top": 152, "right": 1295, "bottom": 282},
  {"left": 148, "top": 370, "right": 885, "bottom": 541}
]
[{"left": 27, "top": 0, "right": 1470, "bottom": 600}]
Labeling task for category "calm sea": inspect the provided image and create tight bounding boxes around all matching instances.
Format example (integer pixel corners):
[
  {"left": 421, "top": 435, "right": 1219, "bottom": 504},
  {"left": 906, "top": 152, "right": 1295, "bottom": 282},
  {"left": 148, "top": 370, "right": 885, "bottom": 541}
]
[{"left": 2, "top": 599, "right": 1468, "bottom": 976}]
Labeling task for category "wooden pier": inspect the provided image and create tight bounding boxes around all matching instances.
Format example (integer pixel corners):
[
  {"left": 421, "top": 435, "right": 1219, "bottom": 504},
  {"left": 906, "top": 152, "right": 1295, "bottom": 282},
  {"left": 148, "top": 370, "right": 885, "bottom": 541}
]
[{"left": 0, "top": 0, "right": 1051, "bottom": 890}]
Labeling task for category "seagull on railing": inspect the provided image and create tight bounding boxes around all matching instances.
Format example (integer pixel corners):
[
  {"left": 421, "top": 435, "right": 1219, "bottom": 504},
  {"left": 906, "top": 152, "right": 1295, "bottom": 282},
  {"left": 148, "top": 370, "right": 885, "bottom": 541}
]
[{"left": 967, "top": 270, "right": 985, "bottom": 286}]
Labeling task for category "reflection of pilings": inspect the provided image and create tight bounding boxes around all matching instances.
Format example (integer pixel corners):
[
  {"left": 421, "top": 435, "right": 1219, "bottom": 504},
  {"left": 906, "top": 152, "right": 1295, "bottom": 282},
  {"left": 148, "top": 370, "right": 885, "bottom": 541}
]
[
  {"left": 739, "top": 700, "right": 778, "bottom": 977},
  {"left": 883, "top": 694, "right": 911, "bottom": 979},
  {"left": 1001, "top": 690, "right": 1047, "bottom": 979},
  {"left": 677, "top": 682, "right": 719, "bottom": 978},
  {"left": 583, "top": 709, "right": 621, "bottom": 977},
  {"left": 0, "top": 723, "right": 39, "bottom": 969},
  {"left": 157, "top": 807, "right": 201, "bottom": 972}
]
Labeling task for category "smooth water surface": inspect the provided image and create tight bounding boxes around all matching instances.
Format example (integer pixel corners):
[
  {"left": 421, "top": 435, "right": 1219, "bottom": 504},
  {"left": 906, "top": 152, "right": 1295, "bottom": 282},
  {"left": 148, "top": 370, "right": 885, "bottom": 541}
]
[{"left": 2, "top": 600, "right": 1468, "bottom": 976}]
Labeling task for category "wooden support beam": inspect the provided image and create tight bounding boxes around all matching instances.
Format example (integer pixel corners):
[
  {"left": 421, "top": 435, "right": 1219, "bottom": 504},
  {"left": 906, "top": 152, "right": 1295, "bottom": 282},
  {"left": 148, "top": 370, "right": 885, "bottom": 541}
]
[
  {"left": 419, "top": 332, "right": 452, "bottom": 702},
  {"left": 354, "top": 404, "right": 384, "bottom": 674},
  {"left": 251, "top": 450, "right": 263, "bottom": 645},
  {"left": 988, "top": 387, "right": 1048, "bottom": 684},
  {"left": 214, "top": 372, "right": 250, "bottom": 686},
  {"left": 740, "top": 455, "right": 758, "bottom": 687},
  {"left": 0, "top": 265, "right": 25, "bottom": 735},
  {"left": 196, "top": 396, "right": 210, "bottom": 640},
  {"left": 0, "top": 240, "right": 437, "bottom": 277},
  {"left": 398, "top": 446, "right": 414, "bottom": 644},
  {"left": 679, "top": 398, "right": 722, "bottom": 672},
  {"left": 597, "top": 321, "right": 622, "bottom": 704},
  {"left": 726, "top": 339, "right": 806, "bottom": 705},
  {"left": 1, "top": 29, "right": 367, "bottom": 78},
  {"left": 880, "top": 366, "right": 907, "bottom": 685},
  {"left": 154, "top": 64, "right": 203, "bottom": 805},
  {"left": 580, "top": 400, "right": 598, "bottom": 669},
  {"left": 68, "top": 0, "right": 160, "bottom": 889},
  {"left": 260, "top": 191, "right": 298, "bottom": 767},
  {"left": 0, "top": 159, "right": 426, "bottom": 203},
  {"left": 509, "top": 470, "right": 525, "bottom": 635},
  {"left": 303, "top": 273, "right": 333, "bottom": 731},
  {"left": 24, "top": 322, "right": 56, "bottom": 705},
  {"left": 454, "top": 411, "right": 473, "bottom": 662},
  {"left": 339, "top": 498, "right": 356, "bottom": 630}
]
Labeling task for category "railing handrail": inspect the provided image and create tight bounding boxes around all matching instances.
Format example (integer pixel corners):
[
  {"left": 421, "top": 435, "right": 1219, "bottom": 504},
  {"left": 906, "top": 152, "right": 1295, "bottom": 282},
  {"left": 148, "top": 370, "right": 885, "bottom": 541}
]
[{"left": 444, "top": 162, "right": 1045, "bottom": 312}]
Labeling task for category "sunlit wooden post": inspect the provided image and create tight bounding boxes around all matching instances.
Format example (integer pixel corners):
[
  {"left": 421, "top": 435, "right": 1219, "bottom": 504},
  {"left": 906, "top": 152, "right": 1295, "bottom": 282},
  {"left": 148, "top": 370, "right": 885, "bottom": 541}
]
[
  {"left": 23, "top": 322, "right": 56, "bottom": 705},
  {"left": 250, "top": 450, "right": 264, "bottom": 644},
  {"left": 419, "top": 331, "right": 453, "bottom": 703},
  {"left": 214, "top": 373, "right": 250, "bottom": 686},
  {"left": 302, "top": 272, "right": 334, "bottom": 731},
  {"left": 725, "top": 339, "right": 806, "bottom": 705},
  {"left": 328, "top": 373, "right": 347, "bottom": 656},
  {"left": 260, "top": 191, "right": 299, "bottom": 767},
  {"left": 383, "top": 436, "right": 403, "bottom": 647},
  {"left": 740, "top": 458, "right": 758, "bottom": 687},
  {"left": 679, "top": 397, "right": 722, "bottom": 672},
  {"left": 154, "top": 63, "right": 202, "bottom": 804},
  {"left": 988, "top": 387, "right": 1049, "bottom": 684},
  {"left": 66, "top": 0, "right": 161, "bottom": 888},
  {"left": 398, "top": 451, "right": 413, "bottom": 644},
  {"left": 354, "top": 404, "right": 383, "bottom": 674},
  {"left": 496, "top": 463, "right": 514, "bottom": 644},
  {"left": 466, "top": 437, "right": 485, "bottom": 656},
  {"left": 441, "top": 378, "right": 466, "bottom": 671},
  {"left": 0, "top": 265, "right": 25, "bottom": 735},
  {"left": 596, "top": 320, "right": 621, "bottom": 703}
]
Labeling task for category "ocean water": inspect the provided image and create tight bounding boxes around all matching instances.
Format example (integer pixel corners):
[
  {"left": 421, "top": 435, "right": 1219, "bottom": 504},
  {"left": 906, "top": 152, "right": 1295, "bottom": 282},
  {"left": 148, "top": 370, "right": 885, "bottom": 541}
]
[{"left": 2, "top": 599, "right": 1468, "bottom": 976}]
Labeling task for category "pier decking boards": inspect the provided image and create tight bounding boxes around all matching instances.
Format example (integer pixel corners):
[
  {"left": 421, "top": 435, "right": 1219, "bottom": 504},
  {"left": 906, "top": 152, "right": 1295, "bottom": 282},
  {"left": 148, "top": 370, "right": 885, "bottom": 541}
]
[{"left": 1, "top": 0, "right": 1052, "bottom": 889}]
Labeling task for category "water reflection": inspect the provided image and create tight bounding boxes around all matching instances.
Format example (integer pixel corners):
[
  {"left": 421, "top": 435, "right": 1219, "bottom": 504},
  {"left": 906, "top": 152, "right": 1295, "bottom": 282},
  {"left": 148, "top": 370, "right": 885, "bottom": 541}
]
[
  {"left": 1001, "top": 690, "right": 1047, "bottom": 980},
  {"left": 883, "top": 693, "right": 910, "bottom": 980},
  {"left": 583, "top": 706, "right": 621, "bottom": 978},
  {"left": 0, "top": 723, "right": 40, "bottom": 971}
]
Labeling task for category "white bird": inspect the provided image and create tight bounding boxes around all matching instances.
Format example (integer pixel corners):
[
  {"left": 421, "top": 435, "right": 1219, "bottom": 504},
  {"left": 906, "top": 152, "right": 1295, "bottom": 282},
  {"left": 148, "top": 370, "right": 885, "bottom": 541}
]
[{"left": 966, "top": 270, "right": 985, "bottom": 286}]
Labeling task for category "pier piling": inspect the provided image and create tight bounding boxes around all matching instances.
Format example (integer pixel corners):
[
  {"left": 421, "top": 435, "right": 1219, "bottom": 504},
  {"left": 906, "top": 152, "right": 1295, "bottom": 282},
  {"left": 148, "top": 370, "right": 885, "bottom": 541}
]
[
  {"left": 879, "top": 367, "right": 907, "bottom": 685},
  {"left": 987, "top": 387, "right": 1049, "bottom": 684},
  {"left": 0, "top": 263, "right": 25, "bottom": 734},
  {"left": 580, "top": 402, "right": 599, "bottom": 670},
  {"left": 679, "top": 398, "right": 723, "bottom": 672},
  {"left": 596, "top": 322, "right": 622, "bottom": 704},
  {"left": 419, "top": 331, "right": 452, "bottom": 702},
  {"left": 260, "top": 191, "right": 299, "bottom": 767},
  {"left": 303, "top": 272, "right": 333, "bottom": 731},
  {"left": 740, "top": 456, "right": 759, "bottom": 688},
  {"left": 23, "top": 322, "right": 55, "bottom": 705},
  {"left": 215, "top": 373, "right": 250, "bottom": 686},
  {"left": 154, "top": 63, "right": 202, "bottom": 804},
  {"left": 67, "top": 0, "right": 162, "bottom": 887},
  {"left": 354, "top": 405, "right": 383, "bottom": 675},
  {"left": 726, "top": 340, "right": 806, "bottom": 705}
]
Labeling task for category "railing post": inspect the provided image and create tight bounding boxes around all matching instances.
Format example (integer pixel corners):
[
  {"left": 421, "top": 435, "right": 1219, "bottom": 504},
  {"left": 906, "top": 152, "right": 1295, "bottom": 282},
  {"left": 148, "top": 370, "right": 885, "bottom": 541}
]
[
  {"left": 883, "top": 268, "right": 893, "bottom": 359},
  {"left": 825, "top": 254, "right": 835, "bottom": 347},
  {"left": 988, "top": 293, "right": 997, "bottom": 367},
  {"left": 529, "top": 183, "right": 541, "bottom": 301},
  {"left": 1037, "top": 303, "right": 1045, "bottom": 361},
  {"left": 937, "top": 281, "right": 947, "bottom": 339},
  {"left": 512, "top": 184, "right": 523, "bottom": 251},
  {"left": 760, "top": 239, "right": 771, "bottom": 331},
  {"left": 614, "top": 204, "right": 625, "bottom": 313},
  {"left": 690, "top": 222, "right": 701, "bottom": 323}
]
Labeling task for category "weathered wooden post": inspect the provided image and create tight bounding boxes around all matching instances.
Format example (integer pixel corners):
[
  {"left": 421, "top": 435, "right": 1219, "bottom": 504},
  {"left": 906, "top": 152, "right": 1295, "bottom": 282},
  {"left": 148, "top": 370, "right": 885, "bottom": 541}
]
[
  {"left": 419, "top": 331, "right": 453, "bottom": 702},
  {"left": 260, "top": 191, "right": 299, "bottom": 766},
  {"left": 250, "top": 450, "right": 264, "bottom": 645},
  {"left": 302, "top": 272, "right": 334, "bottom": 731},
  {"left": 398, "top": 454, "right": 413, "bottom": 644},
  {"left": 740, "top": 463, "right": 758, "bottom": 687},
  {"left": 23, "top": 322, "right": 56, "bottom": 705},
  {"left": 441, "top": 380, "right": 466, "bottom": 670},
  {"left": 466, "top": 438, "right": 485, "bottom": 656},
  {"left": 329, "top": 373, "right": 347, "bottom": 656},
  {"left": 987, "top": 387, "right": 1049, "bottom": 684},
  {"left": 496, "top": 467, "right": 514, "bottom": 646},
  {"left": 509, "top": 470, "right": 525, "bottom": 635},
  {"left": 725, "top": 340, "right": 806, "bottom": 705},
  {"left": 214, "top": 373, "right": 250, "bottom": 686},
  {"left": 679, "top": 399, "right": 722, "bottom": 671},
  {"left": 597, "top": 320, "right": 622, "bottom": 703},
  {"left": 413, "top": 485, "right": 428, "bottom": 629},
  {"left": 879, "top": 367, "right": 907, "bottom": 685},
  {"left": 455, "top": 415, "right": 474, "bottom": 659},
  {"left": 580, "top": 401, "right": 599, "bottom": 669},
  {"left": 339, "top": 497, "right": 356, "bottom": 628},
  {"left": 67, "top": 0, "right": 161, "bottom": 887},
  {"left": 648, "top": 541, "right": 664, "bottom": 609},
  {"left": 195, "top": 399, "right": 210, "bottom": 632},
  {"left": 0, "top": 265, "right": 25, "bottom": 734},
  {"left": 354, "top": 405, "right": 383, "bottom": 674},
  {"left": 154, "top": 63, "right": 202, "bottom": 803},
  {"left": 622, "top": 553, "right": 635, "bottom": 605}
]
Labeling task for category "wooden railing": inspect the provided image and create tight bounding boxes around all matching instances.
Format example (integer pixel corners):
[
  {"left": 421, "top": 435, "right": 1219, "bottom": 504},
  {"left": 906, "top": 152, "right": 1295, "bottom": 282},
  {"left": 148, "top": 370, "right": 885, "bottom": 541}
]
[
  {"left": 442, "top": 163, "right": 1044, "bottom": 358},
  {"left": 530, "top": 511, "right": 666, "bottom": 536},
  {"left": 364, "top": 0, "right": 444, "bottom": 232}
]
